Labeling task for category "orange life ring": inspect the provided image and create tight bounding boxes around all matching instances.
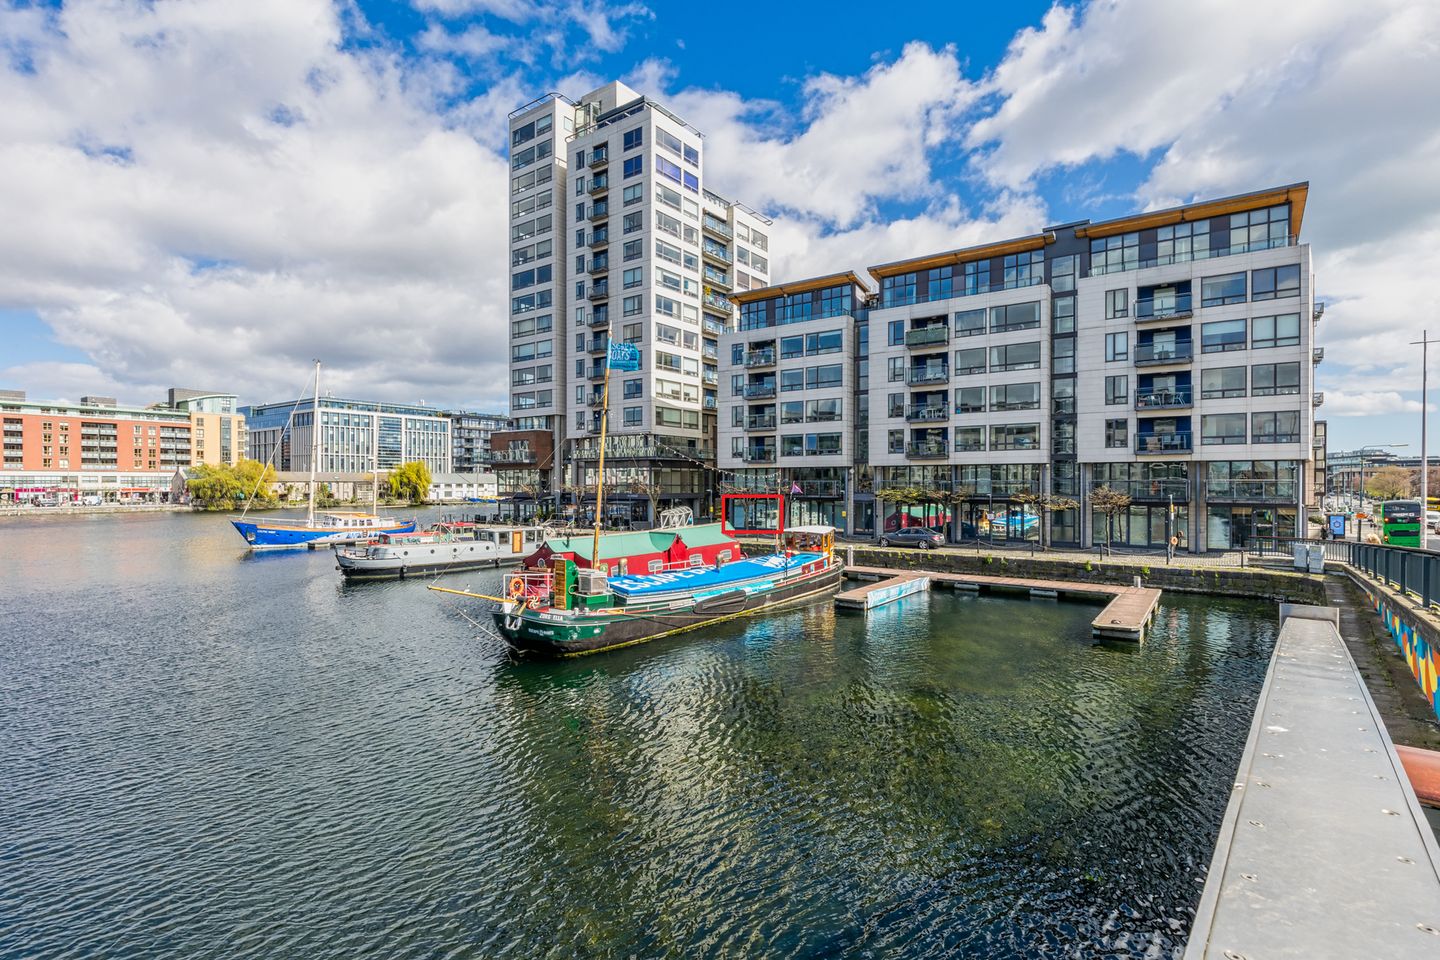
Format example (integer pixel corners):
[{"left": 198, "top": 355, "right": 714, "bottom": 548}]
[{"left": 508, "top": 574, "right": 525, "bottom": 598}]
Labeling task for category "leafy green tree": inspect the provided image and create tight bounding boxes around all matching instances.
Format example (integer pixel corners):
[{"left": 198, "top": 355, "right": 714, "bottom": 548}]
[
  {"left": 186, "top": 459, "right": 276, "bottom": 509},
  {"left": 388, "top": 460, "right": 432, "bottom": 504}
]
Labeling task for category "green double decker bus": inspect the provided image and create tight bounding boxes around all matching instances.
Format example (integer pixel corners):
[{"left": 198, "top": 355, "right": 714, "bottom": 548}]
[{"left": 1380, "top": 499, "right": 1423, "bottom": 548}]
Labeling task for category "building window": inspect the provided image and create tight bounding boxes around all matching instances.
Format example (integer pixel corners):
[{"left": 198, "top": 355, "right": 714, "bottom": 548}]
[
  {"left": 887, "top": 430, "right": 904, "bottom": 454},
  {"left": 623, "top": 379, "right": 642, "bottom": 399},
  {"left": 1202, "top": 413, "right": 1247, "bottom": 445},
  {"left": 956, "top": 386, "right": 985, "bottom": 413},
  {"left": 955, "top": 426, "right": 985, "bottom": 452},
  {"left": 623, "top": 295, "right": 642, "bottom": 317},
  {"left": 1252, "top": 410, "right": 1300, "bottom": 443},
  {"left": 1252, "top": 362, "right": 1301, "bottom": 396},
  {"left": 622, "top": 322, "right": 642, "bottom": 342},
  {"left": 954, "top": 309, "right": 985, "bottom": 338},
  {"left": 804, "top": 364, "right": 843, "bottom": 389},
  {"left": 1200, "top": 272, "right": 1247, "bottom": 307},
  {"left": 887, "top": 393, "right": 905, "bottom": 418},
  {"left": 990, "top": 341, "right": 1041, "bottom": 372},
  {"left": 622, "top": 183, "right": 643, "bottom": 206},
  {"left": 990, "top": 423, "right": 1039, "bottom": 451},
  {"left": 1105, "top": 332, "right": 1129, "bottom": 362},
  {"left": 622, "top": 407, "right": 642, "bottom": 427},
  {"left": 623, "top": 155, "right": 643, "bottom": 178},
  {"left": 781, "top": 400, "right": 804, "bottom": 424},
  {"left": 781, "top": 369, "right": 804, "bottom": 392},
  {"left": 1105, "top": 375, "right": 1128, "bottom": 406},
  {"left": 623, "top": 267, "right": 643, "bottom": 288},
  {"left": 955, "top": 347, "right": 986, "bottom": 375},
  {"left": 1052, "top": 296, "right": 1075, "bottom": 334},
  {"left": 1201, "top": 319, "right": 1247, "bottom": 353},
  {"left": 1252, "top": 314, "right": 1301, "bottom": 349},
  {"left": 1105, "top": 419, "right": 1128, "bottom": 449},
  {"left": 1201, "top": 366, "right": 1247, "bottom": 399},
  {"left": 888, "top": 320, "right": 905, "bottom": 345},
  {"left": 780, "top": 335, "right": 803, "bottom": 359},
  {"left": 888, "top": 357, "right": 905, "bottom": 382},
  {"left": 1051, "top": 337, "right": 1074, "bottom": 375},
  {"left": 1106, "top": 289, "right": 1129, "bottom": 319},
  {"left": 990, "top": 382, "right": 1040, "bottom": 411},
  {"left": 622, "top": 212, "right": 642, "bottom": 234},
  {"left": 1251, "top": 265, "right": 1301, "bottom": 301},
  {"left": 1091, "top": 232, "right": 1138, "bottom": 275},
  {"left": 623, "top": 127, "right": 643, "bottom": 150},
  {"left": 989, "top": 301, "right": 1040, "bottom": 333}
]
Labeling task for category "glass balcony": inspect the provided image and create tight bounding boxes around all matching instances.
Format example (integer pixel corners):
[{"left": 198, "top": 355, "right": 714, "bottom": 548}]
[
  {"left": 1134, "top": 342, "right": 1194, "bottom": 366},
  {"left": 588, "top": 312, "right": 611, "bottom": 327},
  {"left": 1134, "top": 294, "right": 1193, "bottom": 322},
  {"left": 588, "top": 150, "right": 608, "bottom": 169},
  {"left": 702, "top": 216, "right": 732, "bottom": 239},
  {"left": 1203, "top": 480, "right": 1297, "bottom": 502},
  {"left": 905, "top": 326, "right": 950, "bottom": 348},
  {"left": 587, "top": 284, "right": 609, "bottom": 301},
  {"left": 743, "top": 448, "right": 776, "bottom": 463},
  {"left": 702, "top": 243, "right": 732, "bottom": 264},
  {"left": 1135, "top": 432, "right": 1193, "bottom": 454},
  {"left": 588, "top": 260, "right": 608, "bottom": 276},
  {"left": 905, "top": 441, "right": 949, "bottom": 459},
  {"left": 589, "top": 227, "right": 609, "bottom": 248},
  {"left": 743, "top": 383, "right": 776, "bottom": 399},
  {"left": 905, "top": 405, "right": 948, "bottom": 422},
  {"left": 1312, "top": 346, "right": 1324, "bottom": 363},
  {"left": 587, "top": 178, "right": 609, "bottom": 195},
  {"left": 588, "top": 206, "right": 608, "bottom": 222},
  {"left": 1134, "top": 388, "right": 1193, "bottom": 410},
  {"left": 744, "top": 349, "right": 775, "bottom": 367},
  {"left": 906, "top": 366, "right": 950, "bottom": 386},
  {"left": 703, "top": 292, "right": 732, "bottom": 313},
  {"left": 744, "top": 415, "right": 776, "bottom": 431}
]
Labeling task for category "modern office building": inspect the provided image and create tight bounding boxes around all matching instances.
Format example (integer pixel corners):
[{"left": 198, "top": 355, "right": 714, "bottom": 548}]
[
  {"left": 508, "top": 80, "right": 773, "bottom": 523},
  {"left": 0, "top": 391, "right": 192, "bottom": 500},
  {"left": 242, "top": 397, "right": 451, "bottom": 475},
  {"left": 718, "top": 182, "right": 1323, "bottom": 549},
  {"left": 163, "top": 389, "right": 247, "bottom": 467},
  {"left": 446, "top": 410, "right": 510, "bottom": 471}
]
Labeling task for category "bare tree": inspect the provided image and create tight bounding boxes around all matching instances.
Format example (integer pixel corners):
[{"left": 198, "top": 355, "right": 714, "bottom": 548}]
[{"left": 1089, "top": 486, "right": 1132, "bottom": 557}]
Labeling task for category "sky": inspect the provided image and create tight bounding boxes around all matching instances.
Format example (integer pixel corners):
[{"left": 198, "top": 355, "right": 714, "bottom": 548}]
[{"left": 0, "top": 0, "right": 1438, "bottom": 453}]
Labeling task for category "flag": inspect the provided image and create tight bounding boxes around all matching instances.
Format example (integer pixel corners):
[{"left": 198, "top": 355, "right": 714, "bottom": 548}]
[
  {"left": 607, "top": 341, "right": 641, "bottom": 372},
  {"left": 790, "top": 481, "right": 802, "bottom": 495}
]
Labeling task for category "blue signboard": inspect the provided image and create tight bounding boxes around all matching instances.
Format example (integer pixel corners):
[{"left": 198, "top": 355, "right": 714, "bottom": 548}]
[
  {"left": 607, "top": 342, "right": 641, "bottom": 372},
  {"left": 1328, "top": 514, "right": 1347, "bottom": 538}
]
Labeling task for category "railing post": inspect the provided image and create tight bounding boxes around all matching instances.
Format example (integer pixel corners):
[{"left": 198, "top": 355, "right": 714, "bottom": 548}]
[{"left": 1424, "top": 554, "right": 1432, "bottom": 611}]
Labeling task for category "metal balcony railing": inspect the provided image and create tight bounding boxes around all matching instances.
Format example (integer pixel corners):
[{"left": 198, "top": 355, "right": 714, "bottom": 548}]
[
  {"left": 702, "top": 217, "right": 732, "bottom": 239},
  {"left": 588, "top": 260, "right": 608, "bottom": 276},
  {"left": 905, "top": 405, "right": 948, "bottom": 422},
  {"left": 743, "top": 383, "right": 776, "bottom": 399},
  {"left": 1134, "top": 297, "right": 1194, "bottom": 322},
  {"left": 905, "top": 326, "right": 950, "bottom": 348},
  {"left": 702, "top": 244, "right": 732, "bottom": 264},
  {"left": 588, "top": 206, "right": 608, "bottom": 222},
  {"left": 588, "top": 313, "right": 610, "bottom": 327},
  {"left": 1313, "top": 391, "right": 1325, "bottom": 407},
  {"left": 1134, "top": 389, "right": 1193, "bottom": 410},
  {"left": 1135, "top": 432, "right": 1193, "bottom": 454},
  {"left": 587, "top": 285, "right": 609, "bottom": 301},
  {"left": 587, "top": 179, "right": 608, "bottom": 195},
  {"left": 588, "top": 150, "right": 608, "bottom": 168},
  {"left": 744, "top": 415, "right": 776, "bottom": 431},
  {"left": 1312, "top": 346, "right": 1324, "bottom": 363},
  {"left": 1134, "top": 343, "right": 1194, "bottom": 365},
  {"left": 743, "top": 448, "right": 776, "bottom": 463},
  {"left": 703, "top": 292, "right": 732, "bottom": 313},
  {"left": 1203, "top": 480, "right": 1297, "bottom": 502}
]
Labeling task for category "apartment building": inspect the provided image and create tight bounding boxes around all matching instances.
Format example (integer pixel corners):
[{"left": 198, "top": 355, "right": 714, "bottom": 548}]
[
  {"left": 719, "top": 183, "right": 1322, "bottom": 550},
  {"left": 718, "top": 273, "right": 874, "bottom": 534},
  {"left": 0, "top": 391, "right": 192, "bottom": 500},
  {"left": 242, "top": 397, "right": 451, "bottom": 475},
  {"left": 164, "top": 389, "right": 247, "bottom": 466},
  {"left": 446, "top": 410, "right": 510, "bottom": 472},
  {"left": 508, "top": 81, "right": 772, "bottom": 524}
]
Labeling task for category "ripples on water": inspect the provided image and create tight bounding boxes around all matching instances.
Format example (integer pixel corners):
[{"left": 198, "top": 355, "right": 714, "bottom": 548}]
[{"left": 0, "top": 511, "right": 1276, "bottom": 958}]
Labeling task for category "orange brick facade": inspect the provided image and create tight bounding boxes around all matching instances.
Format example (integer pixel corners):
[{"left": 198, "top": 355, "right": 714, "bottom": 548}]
[{"left": 2, "top": 409, "right": 191, "bottom": 473}]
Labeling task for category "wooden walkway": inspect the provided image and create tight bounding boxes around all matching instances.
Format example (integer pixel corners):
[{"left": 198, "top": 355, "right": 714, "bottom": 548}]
[{"left": 841, "top": 564, "right": 1162, "bottom": 641}]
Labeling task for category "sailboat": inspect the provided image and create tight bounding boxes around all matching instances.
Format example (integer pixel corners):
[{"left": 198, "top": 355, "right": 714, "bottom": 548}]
[
  {"left": 230, "top": 360, "right": 417, "bottom": 548},
  {"left": 430, "top": 342, "right": 844, "bottom": 656}
]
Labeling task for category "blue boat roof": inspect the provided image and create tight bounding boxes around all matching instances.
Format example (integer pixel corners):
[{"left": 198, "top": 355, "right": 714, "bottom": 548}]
[{"left": 607, "top": 552, "right": 823, "bottom": 599}]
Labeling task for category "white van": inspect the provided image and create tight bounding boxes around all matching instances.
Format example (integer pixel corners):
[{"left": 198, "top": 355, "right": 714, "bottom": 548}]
[{"left": 81, "top": 495, "right": 102, "bottom": 506}]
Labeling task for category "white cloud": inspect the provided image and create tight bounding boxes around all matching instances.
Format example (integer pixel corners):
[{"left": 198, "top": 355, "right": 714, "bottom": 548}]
[
  {"left": 965, "top": 0, "right": 1440, "bottom": 407},
  {"left": 412, "top": 0, "right": 537, "bottom": 19},
  {"left": 416, "top": 23, "right": 506, "bottom": 59},
  {"left": 661, "top": 42, "right": 980, "bottom": 229},
  {"left": 1322, "top": 391, "right": 1426, "bottom": 418},
  {"left": 0, "top": 0, "right": 513, "bottom": 410}
]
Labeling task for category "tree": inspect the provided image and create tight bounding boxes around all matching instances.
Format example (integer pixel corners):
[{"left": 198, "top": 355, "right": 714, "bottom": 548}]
[
  {"left": 388, "top": 460, "right": 432, "bottom": 504},
  {"left": 186, "top": 459, "right": 276, "bottom": 509},
  {"left": 628, "top": 478, "right": 662, "bottom": 527},
  {"left": 1089, "top": 486, "right": 1132, "bottom": 556},
  {"left": 1012, "top": 491, "right": 1080, "bottom": 551},
  {"left": 1368, "top": 465, "right": 1413, "bottom": 501}
]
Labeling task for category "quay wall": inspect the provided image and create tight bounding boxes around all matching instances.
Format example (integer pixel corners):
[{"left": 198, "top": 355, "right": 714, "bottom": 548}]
[
  {"left": 1345, "top": 569, "right": 1440, "bottom": 726},
  {"left": 843, "top": 547, "right": 1329, "bottom": 606}
]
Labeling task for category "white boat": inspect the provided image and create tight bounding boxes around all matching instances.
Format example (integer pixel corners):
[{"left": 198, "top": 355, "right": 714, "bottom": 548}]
[{"left": 334, "top": 524, "right": 543, "bottom": 580}]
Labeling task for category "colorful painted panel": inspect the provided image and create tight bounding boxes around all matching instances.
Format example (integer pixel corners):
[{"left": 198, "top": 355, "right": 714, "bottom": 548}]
[{"left": 1372, "top": 596, "right": 1440, "bottom": 724}]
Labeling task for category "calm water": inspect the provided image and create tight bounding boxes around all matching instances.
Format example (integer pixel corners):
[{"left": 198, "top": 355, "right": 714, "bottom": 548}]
[{"left": 0, "top": 510, "right": 1277, "bottom": 959}]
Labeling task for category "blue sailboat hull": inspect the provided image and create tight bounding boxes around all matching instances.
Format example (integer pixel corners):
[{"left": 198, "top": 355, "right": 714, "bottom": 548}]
[{"left": 231, "top": 518, "right": 417, "bottom": 548}]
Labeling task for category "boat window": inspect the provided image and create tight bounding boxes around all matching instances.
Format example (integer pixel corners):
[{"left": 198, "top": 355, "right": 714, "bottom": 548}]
[
  {"left": 649, "top": 560, "right": 662, "bottom": 572},
  {"left": 689, "top": 554, "right": 702, "bottom": 567}
]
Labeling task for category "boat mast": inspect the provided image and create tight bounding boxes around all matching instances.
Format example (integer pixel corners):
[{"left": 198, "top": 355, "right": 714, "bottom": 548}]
[
  {"left": 307, "top": 359, "right": 320, "bottom": 525},
  {"left": 372, "top": 424, "right": 379, "bottom": 515},
  {"left": 589, "top": 355, "right": 612, "bottom": 568}
]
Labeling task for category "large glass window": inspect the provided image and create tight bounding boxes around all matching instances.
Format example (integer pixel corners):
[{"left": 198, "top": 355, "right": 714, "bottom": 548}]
[
  {"left": 781, "top": 369, "right": 804, "bottom": 392},
  {"left": 990, "top": 342, "right": 1040, "bottom": 372},
  {"left": 1106, "top": 289, "right": 1129, "bottom": 319},
  {"left": 1201, "top": 272, "right": 1247, "bottom": 307},
  {"left": 807, "top": 398, "right": 841, "bottom": 422},
  {"left": 806, "top": 330, "right": 843, "bottom": 355},
  {"left": 1202, "top": 366, "right": 1247, "bottom": 399},
  {"left": 1252, "top": 314, "right": 1301, "bottom": 349},
  {"left": 1091, "top": 232, "right": 1138, "bottom": 275},
  {"left": 955, "top": 426, "right": 985, "bottom": 451},
  {"left": 1252, "top": 410, "right": 1301, "bottom": 443},
  {"left": 780, "top": 335, "right": 803, "bottom": 359},
  {"left": 1105, "top": 332, "right": 1129, "bottom": 362},
  {"left": 1202, "top": 319, "right": 1247, "bottom": 353},
  {"left": 1251, "top": 264, "right": 1300, "bottom": 301},
  {"left": 622, "top": 183, "right": 643, "bottom": 206},
  {"left": 1105, "top": 419, "right": 1128, "bottom": 449},
  {"left": 888, "top": 320, "right": 905, "bottom": 345},
  {"left": 956, "top": 386, "right": 986, "bottom": 413},
  {"left": 990, "top": 423, "right": 1040, "bottom": 451},
  {"left": 955, "top": 347, "right": 986, "bottom": 375},
  {"left": 1202, "top": 413, "right": 1247, "bottom": 445},
  {"left": 955, "top": 309, "right": 986, "bottom": 337},
  {"left": 1052, "top": 337, "right": 1074, "bottom": 375},
  {"left": 622, "top": 127, "right": 643, "bottom": 150},
  {"left": 805, "top": 364, "right": 844, "bottom": 389},
  {"left": 990, "top": 301, "right": 1040, "bottom": 333},
  {"left": 1252, "top": 362, "right": 1300, "bottom": 396},
  {"left": 990, "top": 382, "right": 1040, "bottom": 411}
]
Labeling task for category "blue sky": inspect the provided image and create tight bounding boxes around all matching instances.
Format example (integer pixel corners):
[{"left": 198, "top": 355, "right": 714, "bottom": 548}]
[{"left": 1, "top": 0, "right": 1438, "bottom": 455}]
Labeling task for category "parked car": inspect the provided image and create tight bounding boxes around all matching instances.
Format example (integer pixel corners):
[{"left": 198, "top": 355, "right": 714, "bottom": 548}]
[
  {"left": 1427, "top": 510, "right": 1440, "bottom": 533},
  {"left": 877, "top": 527, "right": 945, "bottom": 549},
  {"left": 81, "top": 495, "right": 102, "bottom": 506},
  {"left": 35, "top": 497, "right": 59, "bottom": 507}
]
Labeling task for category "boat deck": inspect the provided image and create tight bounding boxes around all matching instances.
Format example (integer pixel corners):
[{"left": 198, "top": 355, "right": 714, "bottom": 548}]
[{"left": 839, "top": 565, "right": 1161, "bottom": 641}]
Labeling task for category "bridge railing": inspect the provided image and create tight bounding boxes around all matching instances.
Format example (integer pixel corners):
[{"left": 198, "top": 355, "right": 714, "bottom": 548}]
[{"left": 1350, "top": 540, "right": 1440, "bottom": 610}]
